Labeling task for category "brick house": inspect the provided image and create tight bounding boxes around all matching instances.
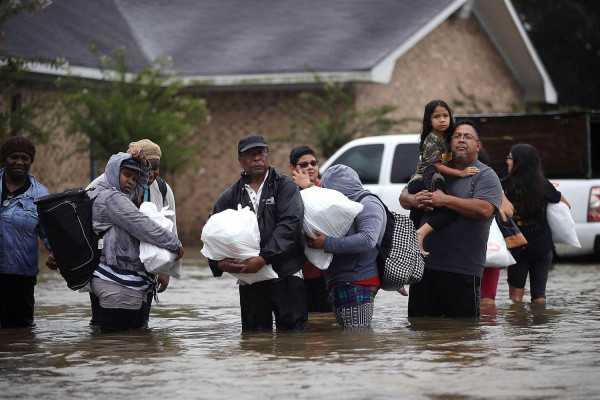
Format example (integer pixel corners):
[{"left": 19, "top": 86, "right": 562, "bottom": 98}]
[{"left": 3, "top": 0, "right": 556, "bottom": 244}]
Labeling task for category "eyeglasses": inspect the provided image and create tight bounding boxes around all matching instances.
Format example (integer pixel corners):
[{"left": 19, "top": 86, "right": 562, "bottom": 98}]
[
  {"left": 297, "top": 160, "right": 318, "bottom": 168},
  {"left": 451, "top": 133, "right": 478, "bottom": 141},
  {"left": 506, "top": 155, "right": 513, "bottom": 160}
]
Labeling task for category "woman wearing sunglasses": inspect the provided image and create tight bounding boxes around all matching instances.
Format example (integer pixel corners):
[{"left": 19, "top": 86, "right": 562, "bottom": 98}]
[{"left": 289, "top": 146, "right": 332, "bottom": 313}]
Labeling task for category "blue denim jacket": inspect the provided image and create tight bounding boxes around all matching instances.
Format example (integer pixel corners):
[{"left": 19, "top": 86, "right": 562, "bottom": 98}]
[{"left": 0, "top": 169, "right": 49, "bottom": 277}]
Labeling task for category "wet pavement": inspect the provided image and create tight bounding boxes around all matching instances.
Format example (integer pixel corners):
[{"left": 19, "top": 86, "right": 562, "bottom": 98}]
[{"left": 1, "top": 260, "right": 599, "bottom": 399}]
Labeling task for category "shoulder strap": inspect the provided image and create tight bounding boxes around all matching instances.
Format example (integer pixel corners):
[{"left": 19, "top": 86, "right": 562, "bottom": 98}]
[
  {"left": 356, "top": 192, "right": 389, "bottom": 213},
  {"left": 156, "top": 177, "right": 168, "bottom": 206}
]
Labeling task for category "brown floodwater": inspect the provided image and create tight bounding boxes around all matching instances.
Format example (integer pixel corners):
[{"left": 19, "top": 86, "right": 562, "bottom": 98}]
[{"left": 1, "top": 260, "right": 599, "bottom": 399}]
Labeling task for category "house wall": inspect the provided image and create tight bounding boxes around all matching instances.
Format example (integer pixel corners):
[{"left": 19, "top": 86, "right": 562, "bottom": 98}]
[
  {"left": 26, "top": 14, "right": 524, "bottom": 246},
  {"left": 354, "top": 15, "right": 523, "bottom": 132}
]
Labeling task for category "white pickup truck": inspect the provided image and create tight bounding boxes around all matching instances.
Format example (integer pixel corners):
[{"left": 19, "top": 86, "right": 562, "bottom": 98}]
[{"left": 320, "top": 132, "right": 600, "bottom": 258}]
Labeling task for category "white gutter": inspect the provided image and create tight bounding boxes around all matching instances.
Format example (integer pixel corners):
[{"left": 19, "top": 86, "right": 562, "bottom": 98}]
[{"left": 21, "top": 61, "right": 375, "bottom": 87}]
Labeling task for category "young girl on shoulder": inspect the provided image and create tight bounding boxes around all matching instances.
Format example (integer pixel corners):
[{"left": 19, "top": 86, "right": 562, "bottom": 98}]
[{"left": 407, "top": 100, "right": 479, "bottom": 254}]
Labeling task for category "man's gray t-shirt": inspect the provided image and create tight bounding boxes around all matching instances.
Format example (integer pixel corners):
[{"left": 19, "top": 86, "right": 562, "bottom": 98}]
[{"left": 424, "top": 160, "right": 502, "bottom": 277}]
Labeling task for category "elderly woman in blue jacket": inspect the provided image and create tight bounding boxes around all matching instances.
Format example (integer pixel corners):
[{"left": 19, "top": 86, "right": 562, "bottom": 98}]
[{"left": 0, "top": 136, "right": 49, "bottom": 328}]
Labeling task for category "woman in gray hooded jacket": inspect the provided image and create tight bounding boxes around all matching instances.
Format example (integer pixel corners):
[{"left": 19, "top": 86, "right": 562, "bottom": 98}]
[
  {"left": 306, "top": 165, "right": 386, "bottom": 328},
  {"left": 87, "top": 152, "right": 183, "bottom": 331}
]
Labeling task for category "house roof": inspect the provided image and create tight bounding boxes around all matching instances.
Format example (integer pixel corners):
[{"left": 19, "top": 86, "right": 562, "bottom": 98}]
[{"left": 2, "top": 0, "right": 556, "bottom": 102}]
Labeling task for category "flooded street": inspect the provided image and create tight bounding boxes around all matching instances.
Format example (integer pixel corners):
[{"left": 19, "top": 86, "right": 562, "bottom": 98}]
[{"left": 1, "top": 260, "right": 599, "bottom": 399}]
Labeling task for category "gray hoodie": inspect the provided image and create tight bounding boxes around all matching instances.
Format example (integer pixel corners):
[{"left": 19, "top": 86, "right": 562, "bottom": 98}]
[
  {"left": 321, "top": 165, "right": 386, "bottom": 285},
  {"left": 87, "top": 152, "right": 181, "bottom": 273}
]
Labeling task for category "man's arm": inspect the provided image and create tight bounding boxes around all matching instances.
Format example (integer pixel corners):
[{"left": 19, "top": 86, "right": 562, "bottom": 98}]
[
  {"left": 322, "top": 198, "right": 385, "bottom": 254},
  {"left": 430, "top": 191, "right": 495, "bottom": 220},
  {"left": 399, "top": 187, "right": 433, "bottom": 211},
  {"left": 429, "top": 168, "right": 502, "bottom": 220},
  {"left": 257, "top": 178, "right": 304, "bottom": 265}
]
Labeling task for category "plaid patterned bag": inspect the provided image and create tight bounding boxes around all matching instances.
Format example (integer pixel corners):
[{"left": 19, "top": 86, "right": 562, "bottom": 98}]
[{"left": 357, "top": 194, "right": 424, "bottom": 291}]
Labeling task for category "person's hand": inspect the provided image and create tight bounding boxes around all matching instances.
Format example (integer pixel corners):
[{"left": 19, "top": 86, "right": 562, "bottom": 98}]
[
  {"left": 398, "top": 286, "right": 408, "bottom": 296},
  {"left": 46, "top": 253, "right": 59, "bottom": 270},
  {"left": 460, "top": 167, "right": 480, "bottom": 177},
  {"left": 127, "top": 146, "right": 150, "bottom": 168},
  {"left": 157, "top": 273, "right": 170, "bottom": 293},
  {"left": 292, "top": 167, "right": 312, "bottom": 189},
  {"left": 217, "top": 258, "right": 246, "bottom": 273},
  {"left": 498, "top": 195, "right": 514, "bottom": 222},
  {"left": 306, "top": 231, "right": 326, "bottom": 249},
  {"left": 430, "top": 190, "right": 449, "bottom": 208},
  {"left": 414, "top": 190, "right": 433, "bottom": 211},
  {"left": 240, "top": 256, "right": 266, "bottom": 273},
  {"left": 174, "top": 246, "right": 184, "bottom": 261}
]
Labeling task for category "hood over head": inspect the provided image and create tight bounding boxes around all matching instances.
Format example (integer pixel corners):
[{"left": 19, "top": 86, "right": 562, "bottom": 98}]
[
  {"left": 90, "top": 152, "right": 147, "bottom": 204},
  {"left": 320, "top": 164, "right": 369, "bottom": 201},
  {"left": 104, "top": 152, "right": 138, "bottom": 189}
]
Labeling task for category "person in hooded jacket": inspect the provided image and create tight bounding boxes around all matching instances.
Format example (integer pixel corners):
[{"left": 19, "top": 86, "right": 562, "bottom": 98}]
[
  {"left": 87, "top": 151, "right": 183, "bottom": 331},
  {"left": 306, "top": 165, "right": 386, "bottom": 328},
  {"left": 87, "top": 139, "right": 180, "bottom": 288}
]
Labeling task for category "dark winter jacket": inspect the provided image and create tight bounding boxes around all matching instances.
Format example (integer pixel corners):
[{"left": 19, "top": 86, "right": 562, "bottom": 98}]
[{"left": 208, "top": 167, "right": 305, "bottom": 278}]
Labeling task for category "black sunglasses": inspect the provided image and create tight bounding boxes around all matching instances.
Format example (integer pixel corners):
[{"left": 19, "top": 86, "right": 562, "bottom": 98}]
[{"left": 297, "top": 160, "right": 318, "bottom": 168}]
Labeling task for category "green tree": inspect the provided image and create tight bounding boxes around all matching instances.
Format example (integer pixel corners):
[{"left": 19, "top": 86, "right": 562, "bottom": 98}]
[
  {"left": 513, "top": 0, "right": 600, "bottom": 109},
  {"left": 64, "top": 48, "right": 208, "bottom": 173},
  {"left": 290, "top": 79, "right": 398, "bottom": 157},
  {"left": 0, "top": 0, "right": 59, "bottom": 143}
]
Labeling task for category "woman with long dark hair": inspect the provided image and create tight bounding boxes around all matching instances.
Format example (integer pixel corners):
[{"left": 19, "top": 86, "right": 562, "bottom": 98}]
[{"left": 503, "top": 144, "right": 569, "bottom": 304}]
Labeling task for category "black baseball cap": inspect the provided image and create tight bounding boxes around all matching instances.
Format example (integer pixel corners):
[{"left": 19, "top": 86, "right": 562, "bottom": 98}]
[
  {"left": 121, "top": 158, "right": 143, "bottom": 173},
  {"left": 238, "top": 134, "right": 268, "bottom": 154}
]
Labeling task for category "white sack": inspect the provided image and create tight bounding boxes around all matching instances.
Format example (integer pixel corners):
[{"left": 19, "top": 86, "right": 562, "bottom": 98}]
[
  {"left": 485, "top": 219, "right": 516, "bottom": 268},
  {"left": 301, "top": 186, "right": 364, "bottom": 270},
  {"left": 139, "top": 202, "right": 182, "bottom": 277},
  {"left": 200, "top": 205, "right": 278, "bottom": 284},
  {"left": 547, "top": 202, "right": 581, "bottom": 248}
]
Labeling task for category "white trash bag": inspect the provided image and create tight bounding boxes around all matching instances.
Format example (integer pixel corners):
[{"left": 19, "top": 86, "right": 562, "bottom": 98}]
[
  {"left": 547, "top": 202, "right": 581, "bottom": 248},
  {"left": 301, "top": 186, "right": 364, "bottom": 270},
  {"left": 139, "top": 202, "right": 182, "bottom": 278},
  {"left": 200, "top": 205, "right": 278, "bottom": 284},
  {"left": 485, "top": 219, "right": 516, "bottom": 268}
]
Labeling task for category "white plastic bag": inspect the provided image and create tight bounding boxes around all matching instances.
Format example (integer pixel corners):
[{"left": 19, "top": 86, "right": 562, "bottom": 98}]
[
  {"left": 200, "top": 205, "right": 278, "bottom": 284},
  {"left": 485, "top": 219, "right": 516, "bottom": 268},
  {"left": 547, "top": 202, "right": 581, "bottom": 247},
  {"left": 139, "top": 202, "right": 182, "bottom": 277},
  {"left": 301, "top": 186, "right": 364, "bottom": 270}
]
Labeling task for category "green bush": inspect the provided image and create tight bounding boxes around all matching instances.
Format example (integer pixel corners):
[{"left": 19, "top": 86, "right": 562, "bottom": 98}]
[{"left": 64, "top": 48, "right": 208, "bottom": 173}]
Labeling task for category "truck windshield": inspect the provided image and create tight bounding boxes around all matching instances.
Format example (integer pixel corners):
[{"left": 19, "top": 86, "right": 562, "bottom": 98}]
[{"left": 330, "top": 144, "right": 383, "bottom": 184}]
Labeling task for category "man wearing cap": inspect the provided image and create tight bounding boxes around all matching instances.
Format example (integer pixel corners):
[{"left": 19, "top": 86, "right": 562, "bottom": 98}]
[
  {"left": 0, "top": 136, "right": 49, "bottom": 327},
  {"left": 208, "top": 134, "right": 307, "bottom": 331}
]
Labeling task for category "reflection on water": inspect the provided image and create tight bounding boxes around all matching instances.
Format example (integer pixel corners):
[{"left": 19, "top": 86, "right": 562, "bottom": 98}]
[{"left": 1, "top": 262, "right": 599, "bottom": 399}]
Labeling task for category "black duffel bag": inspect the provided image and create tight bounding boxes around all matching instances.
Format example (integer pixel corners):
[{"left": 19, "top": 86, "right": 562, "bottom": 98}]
[{"left": 35, "top": 188, "right": 101, "bottom": 290}]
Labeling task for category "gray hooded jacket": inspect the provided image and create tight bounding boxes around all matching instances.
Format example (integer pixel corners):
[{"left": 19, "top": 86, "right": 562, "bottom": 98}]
[
  {"left": 87, "top": 152, "right": 181, "bottom": 273},
  {"left": 321, "top": 165, "right": 386, "bottom": 285}
]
